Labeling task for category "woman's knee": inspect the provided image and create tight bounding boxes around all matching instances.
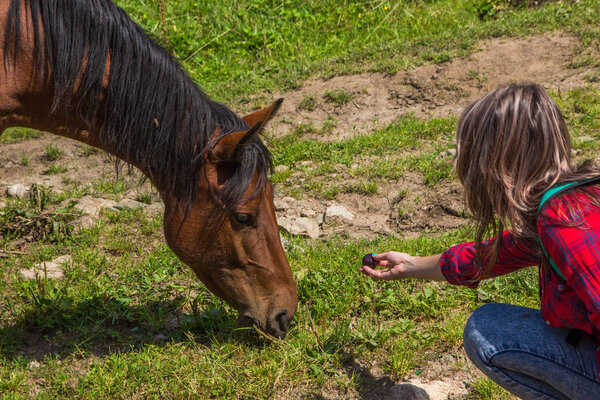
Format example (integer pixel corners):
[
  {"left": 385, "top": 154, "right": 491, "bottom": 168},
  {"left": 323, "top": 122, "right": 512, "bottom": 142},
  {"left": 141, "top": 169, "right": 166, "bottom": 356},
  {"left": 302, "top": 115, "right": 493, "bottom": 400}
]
[{"left": 463, "top": 303, "right": 506, "bottom": 368}]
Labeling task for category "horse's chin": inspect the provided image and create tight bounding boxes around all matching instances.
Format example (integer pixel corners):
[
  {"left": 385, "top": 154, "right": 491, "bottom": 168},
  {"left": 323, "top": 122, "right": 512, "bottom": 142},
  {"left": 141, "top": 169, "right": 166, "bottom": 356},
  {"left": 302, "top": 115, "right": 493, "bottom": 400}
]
[{"left": 235, "top": 313, "right": 255, "bottom": 329}]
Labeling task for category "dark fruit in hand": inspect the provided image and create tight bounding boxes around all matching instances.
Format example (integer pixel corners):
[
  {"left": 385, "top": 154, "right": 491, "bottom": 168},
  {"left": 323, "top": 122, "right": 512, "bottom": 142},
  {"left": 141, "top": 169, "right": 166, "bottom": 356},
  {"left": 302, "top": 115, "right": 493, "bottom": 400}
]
[{"left": 362, "top": 253, "right": 377, "bottom": 267}]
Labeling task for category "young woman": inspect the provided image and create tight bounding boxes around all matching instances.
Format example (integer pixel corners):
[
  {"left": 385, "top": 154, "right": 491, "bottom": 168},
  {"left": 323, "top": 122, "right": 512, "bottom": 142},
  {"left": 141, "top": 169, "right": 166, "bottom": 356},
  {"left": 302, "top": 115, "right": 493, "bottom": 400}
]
[{"left": 361, "top": 84, "right": 600, "bottom": 399}]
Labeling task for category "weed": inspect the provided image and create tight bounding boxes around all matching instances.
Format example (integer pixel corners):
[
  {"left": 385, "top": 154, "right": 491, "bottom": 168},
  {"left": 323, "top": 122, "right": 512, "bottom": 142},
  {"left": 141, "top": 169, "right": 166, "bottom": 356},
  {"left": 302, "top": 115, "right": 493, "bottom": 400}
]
[
  {"left": 45, "top": 144, "right": 65, "bottom": 161},
  {"left": 298, "top": 94, "right": 319, "bottom": 111},
  {"left": 135, "top": 192, "right": 153, "bottom": 204},
  {"left": 324, "top": 88, "right": 353, "bottom": 106},
  {"left": 21, "top": 153, "right": 29, "bottom": 166},
  {"left": 45, "top": 165, "right": 68, "bottom": 175}
]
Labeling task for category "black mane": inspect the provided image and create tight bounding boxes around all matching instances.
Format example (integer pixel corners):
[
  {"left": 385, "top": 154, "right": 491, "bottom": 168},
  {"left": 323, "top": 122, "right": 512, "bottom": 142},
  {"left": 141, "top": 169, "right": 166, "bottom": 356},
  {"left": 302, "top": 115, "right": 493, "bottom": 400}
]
[{"left": 4, "top": 0, "right": 271, "bottom": 209}]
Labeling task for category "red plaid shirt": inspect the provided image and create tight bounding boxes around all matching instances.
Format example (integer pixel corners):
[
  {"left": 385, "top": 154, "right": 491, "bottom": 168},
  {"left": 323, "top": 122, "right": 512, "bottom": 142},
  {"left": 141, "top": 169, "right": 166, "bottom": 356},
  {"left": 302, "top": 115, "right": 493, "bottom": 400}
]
[{"left": 440, "top": 185, "right": 600, "bottom": 376}]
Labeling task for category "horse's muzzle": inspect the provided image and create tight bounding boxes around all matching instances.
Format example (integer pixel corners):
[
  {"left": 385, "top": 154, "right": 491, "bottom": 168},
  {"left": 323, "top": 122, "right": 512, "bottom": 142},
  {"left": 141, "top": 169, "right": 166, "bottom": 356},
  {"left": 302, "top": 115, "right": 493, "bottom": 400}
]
[{"left": 237, "top": 308, "right": 291, "bottom": 339}]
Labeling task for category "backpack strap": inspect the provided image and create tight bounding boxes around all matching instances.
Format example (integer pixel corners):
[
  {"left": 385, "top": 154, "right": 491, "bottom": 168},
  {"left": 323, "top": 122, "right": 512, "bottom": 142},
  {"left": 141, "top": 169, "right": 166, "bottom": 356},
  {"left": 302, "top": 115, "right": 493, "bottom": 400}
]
[{"left": 538, "top": 176, "right": 600, "bottom": 280}]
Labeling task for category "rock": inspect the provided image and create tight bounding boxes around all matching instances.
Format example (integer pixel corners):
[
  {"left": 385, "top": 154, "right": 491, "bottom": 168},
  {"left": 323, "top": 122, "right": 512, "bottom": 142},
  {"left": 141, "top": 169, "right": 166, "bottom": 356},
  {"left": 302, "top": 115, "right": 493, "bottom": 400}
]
[
  {"left": 278, "top": 216, "right": 320, "bottom": 239},
  {"left": 21, "top": 255, "right": 72, "bottom": 280},
  {"left": 576, "top": 135, "right": 594, "bottom": 143},
  {"left": 316, "top": 213, "right": 325, "bottom": 225},
  {"left": 28, "top": 361, "right": 40, "bottom": 370},
  {"left": 386, "top": 384, "right": 429, "bottom": 400},
  {"left": 300, "top": 209, "right": 316, "bottom": 218},
  {"left": 274, "top": 198, "right": 289, "bottom": 212},
  {"left": 437, "top": 148, "right": 457, "bottom": 159},
  {"left": 71, "top": 196, "right": 117, "bottom": 216},
  {"left": 145, "top": 202, "right": 165, "bottom": 214},
  {"left": 334, "top": 163, "right": 347, "bottom": 171},
  {"left": 114, "top": 198, "right": 146, "bottom": 210},
  {"left": 274, "top": 165, "right": 290, "bottom": 173},
  {"left": 571, "top": 148, "right": 582, "bottom": 157},
  {"left": 6, "top": 184, "right": 29, "bottom": 199},
  {"left": 326, "top": 203, "right": 354, "bottom": 221},
  {"left": 404, "top": 379, "right": 468, "bottom": 400}
]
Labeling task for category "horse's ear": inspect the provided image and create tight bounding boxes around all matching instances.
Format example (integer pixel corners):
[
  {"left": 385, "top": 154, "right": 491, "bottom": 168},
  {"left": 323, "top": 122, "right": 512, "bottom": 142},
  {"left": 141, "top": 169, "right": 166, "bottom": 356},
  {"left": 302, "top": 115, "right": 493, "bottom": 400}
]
[
  {"left": 210, "top": 98, "right": 283, "bottom": 162},
  {"left": 242, "top": 98, "right": 283, "bottom": 127},
  {"left": 211, "top": 122, "right": 262, "bottom": 161}
]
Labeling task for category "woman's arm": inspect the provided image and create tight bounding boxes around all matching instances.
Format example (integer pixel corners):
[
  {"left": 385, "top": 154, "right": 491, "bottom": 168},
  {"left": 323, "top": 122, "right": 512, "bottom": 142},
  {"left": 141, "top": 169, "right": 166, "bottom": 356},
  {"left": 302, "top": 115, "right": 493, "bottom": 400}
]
[
  {"left": 361, "top": 230, "right": 538, "bottom": 286},
  {"left": 360, "top": 252, "right": 446, "bottom": 281}
]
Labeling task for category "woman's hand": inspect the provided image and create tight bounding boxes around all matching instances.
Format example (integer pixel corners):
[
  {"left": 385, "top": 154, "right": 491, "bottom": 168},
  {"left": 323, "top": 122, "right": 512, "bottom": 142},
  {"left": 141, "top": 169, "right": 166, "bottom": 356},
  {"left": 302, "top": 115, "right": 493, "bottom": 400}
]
[
  {"left": 360, "top": 252, "right": 413, "bottom": 280},
  {"left": 360, "top": 252, "right": 446, "bottom": 282}
]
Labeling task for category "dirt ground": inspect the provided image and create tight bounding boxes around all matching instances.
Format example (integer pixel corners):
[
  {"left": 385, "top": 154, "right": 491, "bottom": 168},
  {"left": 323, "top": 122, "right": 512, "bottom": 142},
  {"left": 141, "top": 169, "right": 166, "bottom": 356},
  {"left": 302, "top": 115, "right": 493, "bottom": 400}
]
[
  {"left": 269, "top": 33, "right": 597, "bottom": 141},
  {"left": 1, "top": 32, "right": 597, "bottom": 399}
]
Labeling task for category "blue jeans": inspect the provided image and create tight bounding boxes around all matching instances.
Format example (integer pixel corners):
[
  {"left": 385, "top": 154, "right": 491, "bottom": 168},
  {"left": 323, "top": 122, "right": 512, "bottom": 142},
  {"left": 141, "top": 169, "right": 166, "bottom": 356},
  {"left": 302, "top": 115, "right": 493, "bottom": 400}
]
[{"left": 463, "top": 303, "right": 600, "bottom": 400}]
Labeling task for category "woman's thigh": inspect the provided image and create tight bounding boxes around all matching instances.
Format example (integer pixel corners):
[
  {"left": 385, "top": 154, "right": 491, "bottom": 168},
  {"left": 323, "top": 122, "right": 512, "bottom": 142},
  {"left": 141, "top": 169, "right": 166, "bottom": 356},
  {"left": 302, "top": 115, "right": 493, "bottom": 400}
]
[{"left": 463, "top": 303, "right": 600, "bottom": 400}]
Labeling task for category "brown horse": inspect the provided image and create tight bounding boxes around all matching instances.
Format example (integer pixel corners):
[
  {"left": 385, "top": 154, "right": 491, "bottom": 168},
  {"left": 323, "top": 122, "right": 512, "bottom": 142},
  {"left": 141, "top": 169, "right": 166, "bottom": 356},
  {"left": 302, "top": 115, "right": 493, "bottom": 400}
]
[{"left": 0, "top": 0, "right": 297, "bottom": 338}]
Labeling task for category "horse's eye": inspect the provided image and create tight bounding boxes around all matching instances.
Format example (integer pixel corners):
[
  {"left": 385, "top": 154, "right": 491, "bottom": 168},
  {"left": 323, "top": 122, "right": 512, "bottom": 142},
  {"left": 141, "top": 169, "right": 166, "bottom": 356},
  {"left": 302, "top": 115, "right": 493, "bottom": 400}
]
[{"left": 233, "top": 213, "right": 253, "bottom": 225}]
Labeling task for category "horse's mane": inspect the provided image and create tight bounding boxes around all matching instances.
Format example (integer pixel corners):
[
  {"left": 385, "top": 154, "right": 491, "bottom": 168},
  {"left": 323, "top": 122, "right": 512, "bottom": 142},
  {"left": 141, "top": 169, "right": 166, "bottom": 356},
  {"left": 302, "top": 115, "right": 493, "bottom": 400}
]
[{"left": 3, "top": 0, "right": 271, "bottom": 210}]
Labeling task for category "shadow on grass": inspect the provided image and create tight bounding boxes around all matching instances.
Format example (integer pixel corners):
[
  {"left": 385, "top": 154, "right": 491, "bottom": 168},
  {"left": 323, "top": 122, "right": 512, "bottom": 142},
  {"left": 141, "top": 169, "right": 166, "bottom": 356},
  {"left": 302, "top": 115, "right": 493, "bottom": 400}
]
[{"left": 0, "top": 294, "right": 251, "bottom": 361}]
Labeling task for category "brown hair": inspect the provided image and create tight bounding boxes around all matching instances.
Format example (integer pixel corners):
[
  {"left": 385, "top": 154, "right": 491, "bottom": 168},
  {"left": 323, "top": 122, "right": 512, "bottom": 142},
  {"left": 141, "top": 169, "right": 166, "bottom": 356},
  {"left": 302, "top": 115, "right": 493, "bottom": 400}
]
[{"left": 455, "top": 83, "right": 600, "bottom": 269}]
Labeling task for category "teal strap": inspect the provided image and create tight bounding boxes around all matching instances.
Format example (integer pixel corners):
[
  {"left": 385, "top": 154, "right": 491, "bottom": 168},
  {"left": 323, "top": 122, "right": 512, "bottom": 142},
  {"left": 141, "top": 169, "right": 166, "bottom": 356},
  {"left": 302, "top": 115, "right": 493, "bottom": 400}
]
[
  {"left": 538, "top": 180, "right": 583, "bottom": 281},
  {"left": 538, "top": 182, "right": 579, "bottom": 211}
]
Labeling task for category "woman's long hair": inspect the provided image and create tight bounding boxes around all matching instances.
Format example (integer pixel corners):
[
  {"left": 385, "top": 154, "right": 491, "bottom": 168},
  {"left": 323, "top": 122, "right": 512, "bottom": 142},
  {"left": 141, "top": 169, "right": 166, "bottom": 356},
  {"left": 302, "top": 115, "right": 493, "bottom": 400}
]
[{"left": 455, "top": 83, "right": 600, "bottom": 269}]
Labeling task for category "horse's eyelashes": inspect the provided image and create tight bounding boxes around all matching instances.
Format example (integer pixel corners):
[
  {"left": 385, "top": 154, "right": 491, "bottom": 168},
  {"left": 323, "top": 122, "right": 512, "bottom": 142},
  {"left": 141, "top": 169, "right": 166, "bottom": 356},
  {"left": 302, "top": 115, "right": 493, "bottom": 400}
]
[{"left": 233, "top": 213, "right": 254, "bottom": 226}]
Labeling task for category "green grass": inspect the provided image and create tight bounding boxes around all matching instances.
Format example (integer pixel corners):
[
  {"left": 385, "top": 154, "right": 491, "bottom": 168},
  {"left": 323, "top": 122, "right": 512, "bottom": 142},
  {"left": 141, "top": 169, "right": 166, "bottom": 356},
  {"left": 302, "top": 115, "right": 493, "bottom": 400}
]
[
  {"left": 0, "top": 128, "right": 43, "bottom": 144},
  {"left": 45, "top": 144, "right": 65, "bottom": 161},
  {"left": 0, "top": 195, "right": 538, "bottom": 398},
  {"left": 113, "top": 0, "right": 600, "bottom": 105}
]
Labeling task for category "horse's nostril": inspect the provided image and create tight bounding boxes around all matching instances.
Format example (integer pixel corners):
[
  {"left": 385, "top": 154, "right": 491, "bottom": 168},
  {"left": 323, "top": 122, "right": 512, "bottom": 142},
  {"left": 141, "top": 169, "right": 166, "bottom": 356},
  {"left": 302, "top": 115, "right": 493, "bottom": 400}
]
[{"left": 275, "top": 309, "right": 289, "bottom": 333}]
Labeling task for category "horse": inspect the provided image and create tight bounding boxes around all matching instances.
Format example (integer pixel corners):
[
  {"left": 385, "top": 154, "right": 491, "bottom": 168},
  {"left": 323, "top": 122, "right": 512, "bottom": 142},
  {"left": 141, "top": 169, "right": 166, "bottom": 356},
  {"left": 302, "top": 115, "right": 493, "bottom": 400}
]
[{"left": 0, "top": 0, "right": 297, "bottom": 338}]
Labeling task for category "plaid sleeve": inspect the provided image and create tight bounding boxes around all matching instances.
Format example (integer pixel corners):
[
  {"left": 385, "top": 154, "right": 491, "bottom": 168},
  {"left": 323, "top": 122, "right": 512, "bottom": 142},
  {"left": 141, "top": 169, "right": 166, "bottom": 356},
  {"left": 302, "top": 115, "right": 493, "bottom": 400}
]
[
  {"left": 440, "top": 230, "right": 538, "bottom": 288},
  {"left": 538, "top": 196, "right": 600, "bottom": 334}
]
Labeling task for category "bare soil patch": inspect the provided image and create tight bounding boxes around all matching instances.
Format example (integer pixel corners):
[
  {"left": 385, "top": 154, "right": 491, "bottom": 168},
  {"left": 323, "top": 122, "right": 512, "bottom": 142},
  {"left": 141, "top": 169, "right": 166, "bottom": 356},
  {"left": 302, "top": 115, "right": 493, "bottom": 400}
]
[{"left": 268, "top": 33, "right": 597, "bottom": 141}]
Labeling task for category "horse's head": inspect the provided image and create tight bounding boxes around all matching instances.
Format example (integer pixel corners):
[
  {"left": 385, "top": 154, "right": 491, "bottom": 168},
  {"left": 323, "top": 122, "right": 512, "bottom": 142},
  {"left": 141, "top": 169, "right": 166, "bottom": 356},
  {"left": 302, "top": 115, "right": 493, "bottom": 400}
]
[{"left": 162, "top": 99, "right": 297, "bottom": 338}]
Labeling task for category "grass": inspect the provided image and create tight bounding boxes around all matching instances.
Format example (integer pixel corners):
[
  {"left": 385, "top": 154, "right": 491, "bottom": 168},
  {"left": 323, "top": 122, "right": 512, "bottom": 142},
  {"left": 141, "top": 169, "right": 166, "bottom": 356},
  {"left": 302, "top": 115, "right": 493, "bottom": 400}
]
[
  {"left": 3, "top": 0, "right": 600, "bottom": 398},
  {"left": 0, "top": 194, "right": 537, "bottom": 398},
  {"left": 0, "top": 128, "right": 42, "bottom": 144},
  {"left": 113, "top": 0, "right": 600, "bottom": 105},
  {"left": 44, "top": 145, "right": 65, "bottom": 161}
]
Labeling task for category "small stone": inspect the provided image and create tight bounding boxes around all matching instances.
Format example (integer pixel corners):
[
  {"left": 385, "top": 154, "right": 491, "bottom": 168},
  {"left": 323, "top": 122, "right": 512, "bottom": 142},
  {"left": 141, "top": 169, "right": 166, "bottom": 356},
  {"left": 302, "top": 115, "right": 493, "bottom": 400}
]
[
  {"left": 274, "top": 198, "right": 289, "bottom": 212},
  {"left": 300, "top": 209, "right": 316, "bottom": 218},
  {"left": 316, "top": 213, "right": 325, "bottom": 225},
  {"left": 576, "top": 135, "right": 594, "bottom": 143},
  {"left": 71, "top": 196, "right": 117, "bottom": 216},
  {"left": 326, "top": 203, "right": 354, "bottom": 220},
  {"left": 145, "top": 203, "right": 165, "bottom": 214},
  {"left": 6, "top": 184, "right": 29, "bottom": 199},
  {"left": 571, "top": 149, "right": 582, "bottom": 157},
  {"left": 274, "top": 165, "right": 290, "bottom": 173},
  {"left": 437, "top": 148, "right": 457, "bottom": 159},
  {"left": 278, "top": 216, "right": 320, "bottom": 239},
  {"left": 28, "top": 361, "right": 40, "bottom": 370},
  {"left": 154, "top": 333, "right": 168, "bottom": 342},
  {"left": 386, "top": 384, "right": 429, "bottom": 400},
  {"left": 76, "top": 216, "right": 96, "bottom": 230},
  {"left": 114, "top": 198, "right": 146, "bottom": 210},
  {"left": 334, "top": 163, "right": 347, "bottom": 171},
  {"left": 21, "top": 255, "right": 72, "bottom": 280}
]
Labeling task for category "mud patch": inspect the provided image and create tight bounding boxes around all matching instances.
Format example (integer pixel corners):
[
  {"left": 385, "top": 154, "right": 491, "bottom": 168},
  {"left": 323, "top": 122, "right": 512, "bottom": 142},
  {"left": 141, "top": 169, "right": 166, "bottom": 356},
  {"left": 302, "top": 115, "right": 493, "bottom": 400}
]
[{"left": 268, "top": 33, "right": 597, "bottom": 141}]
